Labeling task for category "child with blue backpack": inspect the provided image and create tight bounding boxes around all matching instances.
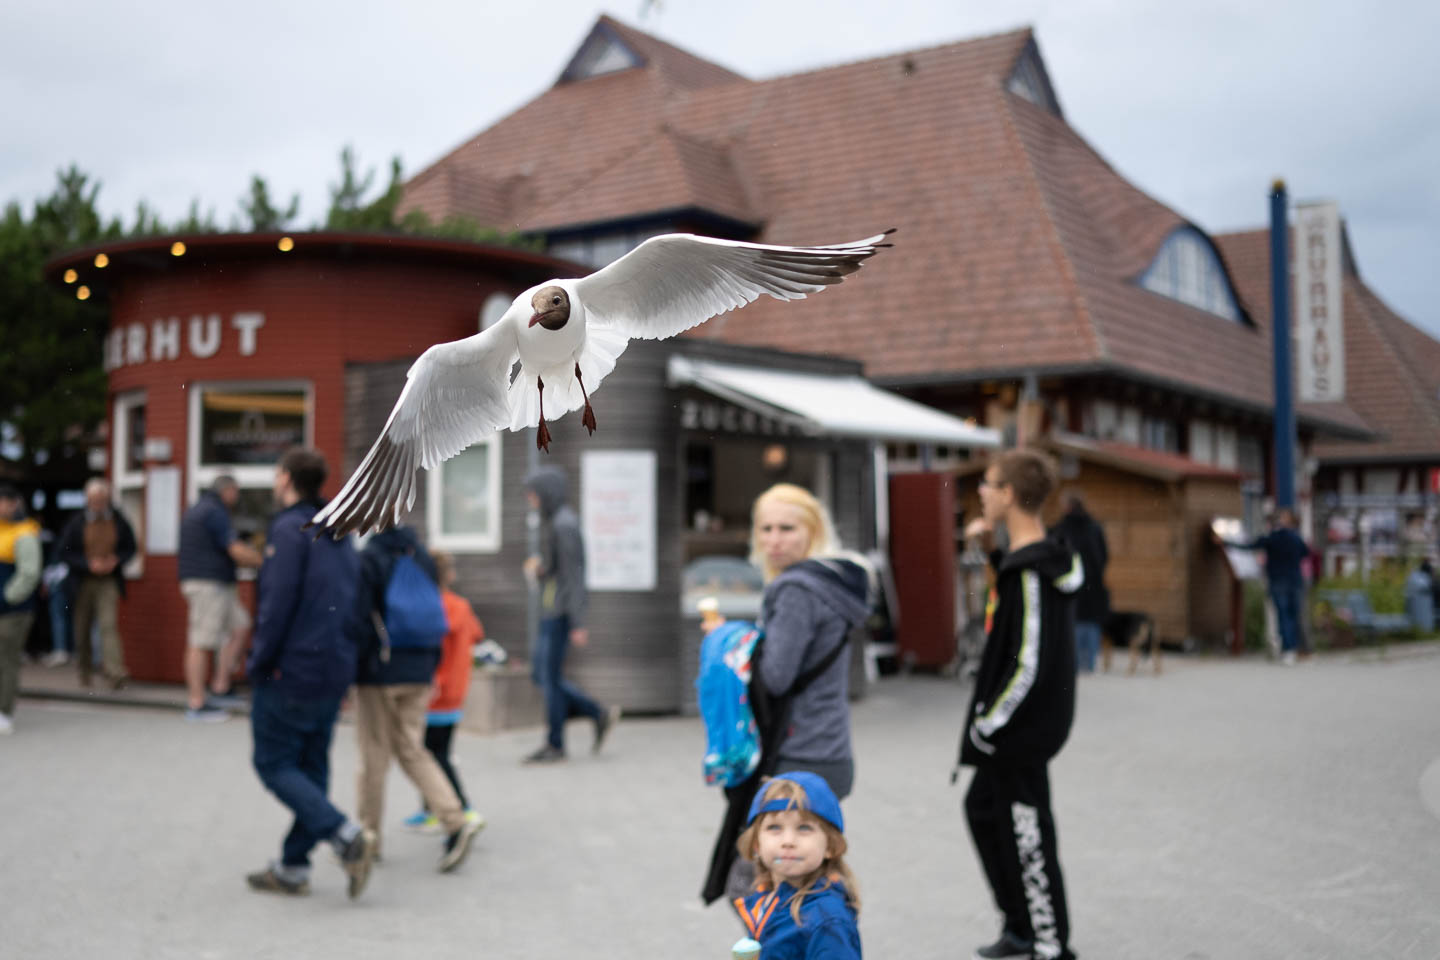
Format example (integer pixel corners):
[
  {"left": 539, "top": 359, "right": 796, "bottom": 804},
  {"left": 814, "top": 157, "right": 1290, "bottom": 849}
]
[
  {"left": 733, "top": 771, "right": 862, "bottom": 959},
  {"left": 355, "top": 525, "right": 482, "bottom": 873}
]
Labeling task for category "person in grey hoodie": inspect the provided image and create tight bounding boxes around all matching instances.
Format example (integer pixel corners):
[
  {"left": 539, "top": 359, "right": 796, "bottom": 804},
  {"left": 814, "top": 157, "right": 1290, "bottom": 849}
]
[
  {"left": 521, "top": 467, "right": 618, "bottom": 763},
  {"left": 701, "top": 481, "right": 871, "bottom": 905}
]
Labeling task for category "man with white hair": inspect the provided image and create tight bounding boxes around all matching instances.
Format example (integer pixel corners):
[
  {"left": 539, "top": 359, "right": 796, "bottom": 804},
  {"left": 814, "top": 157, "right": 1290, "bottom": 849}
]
[{"left": 57, "top": 478, "right": 137, "bottom": 689}]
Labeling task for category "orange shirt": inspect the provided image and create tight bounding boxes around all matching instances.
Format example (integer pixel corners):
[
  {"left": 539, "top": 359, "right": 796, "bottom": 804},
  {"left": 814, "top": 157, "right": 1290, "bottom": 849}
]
[{"left": 429, "top": 590, "right": 484, "bottom": 714}]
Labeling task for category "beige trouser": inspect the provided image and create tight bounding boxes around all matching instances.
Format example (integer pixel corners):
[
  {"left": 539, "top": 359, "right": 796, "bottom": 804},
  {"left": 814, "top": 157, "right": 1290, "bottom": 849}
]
[
  {"left": 355, "top": 684, "right": 464, "bottom": 844},
  {"left": 73, "top": 576, "right": 126, "bottom": 683}
]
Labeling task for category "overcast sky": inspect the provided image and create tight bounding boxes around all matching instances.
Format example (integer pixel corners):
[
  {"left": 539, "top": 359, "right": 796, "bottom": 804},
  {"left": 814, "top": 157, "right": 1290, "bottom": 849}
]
[{"left": 5, "top": 0, "right": 1437, "bottom": 337}]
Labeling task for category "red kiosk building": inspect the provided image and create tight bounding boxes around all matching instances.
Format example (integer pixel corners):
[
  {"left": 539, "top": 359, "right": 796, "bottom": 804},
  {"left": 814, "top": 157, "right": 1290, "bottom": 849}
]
[{"left": 46, "top": 233, "right": 580, "bottom": 683}]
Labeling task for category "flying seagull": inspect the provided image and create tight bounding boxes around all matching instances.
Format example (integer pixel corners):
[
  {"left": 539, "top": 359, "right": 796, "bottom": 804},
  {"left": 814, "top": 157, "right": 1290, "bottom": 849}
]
[{"left": 309, "top": 230, "right": 894, "bottom": 537}]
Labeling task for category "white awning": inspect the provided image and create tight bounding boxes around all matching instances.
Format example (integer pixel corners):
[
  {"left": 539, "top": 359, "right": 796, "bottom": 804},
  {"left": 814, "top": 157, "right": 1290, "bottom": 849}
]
[{"left": 667, "top": 355, "right": 1001, "bottom": 448}]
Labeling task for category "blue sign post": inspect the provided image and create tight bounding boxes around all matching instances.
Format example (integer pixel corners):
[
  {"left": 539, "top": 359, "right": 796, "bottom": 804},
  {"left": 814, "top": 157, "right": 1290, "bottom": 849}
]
[{"left": 1270, "top": 179, "right": 1296, "bottom": 509}]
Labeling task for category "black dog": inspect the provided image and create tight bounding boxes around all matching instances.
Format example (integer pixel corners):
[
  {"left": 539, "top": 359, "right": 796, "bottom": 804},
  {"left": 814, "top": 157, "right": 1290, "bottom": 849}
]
[{"left": 1102, "top": 610, "right": 1159, "bottom": 675}]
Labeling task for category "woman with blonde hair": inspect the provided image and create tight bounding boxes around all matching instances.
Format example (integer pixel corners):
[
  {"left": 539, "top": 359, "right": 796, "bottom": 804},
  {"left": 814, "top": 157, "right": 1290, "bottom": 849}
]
[{"left": 703, "top": 483, "right": 871, "bottom": 905}]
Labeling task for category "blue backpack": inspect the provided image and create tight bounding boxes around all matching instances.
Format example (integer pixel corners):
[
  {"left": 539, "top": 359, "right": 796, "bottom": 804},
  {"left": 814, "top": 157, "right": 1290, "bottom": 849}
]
[
  {"left": 696, "top": 621, "right": 763, "bottom": 788},
  {"left": 379, "top": 552, "right": 448, "bottom": 651}
]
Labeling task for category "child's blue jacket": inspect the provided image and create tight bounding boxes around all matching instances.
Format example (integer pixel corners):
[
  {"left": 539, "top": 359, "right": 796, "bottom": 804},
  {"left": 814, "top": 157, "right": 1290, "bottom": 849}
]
[{"left": 737, "top": 880, "right": 860, "bottom": 960}]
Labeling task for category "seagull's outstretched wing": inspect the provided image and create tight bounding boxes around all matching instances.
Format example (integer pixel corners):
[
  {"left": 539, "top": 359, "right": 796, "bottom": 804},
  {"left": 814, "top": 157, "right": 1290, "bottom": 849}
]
[
  {"left": 574, "top": 230, "right": 893, "bottom": 341},
  {"left": 309, "top": 320, "right": 518, "bottom": 537}
]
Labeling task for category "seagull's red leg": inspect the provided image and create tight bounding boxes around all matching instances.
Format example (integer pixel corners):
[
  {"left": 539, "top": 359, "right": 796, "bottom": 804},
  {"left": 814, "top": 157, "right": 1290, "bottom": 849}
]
[
  {"left": 536, "top": 376, "right": 552, "bottom": 453},
  {"left": 575, "top": 363, "right": 597, "bottom": 435}
]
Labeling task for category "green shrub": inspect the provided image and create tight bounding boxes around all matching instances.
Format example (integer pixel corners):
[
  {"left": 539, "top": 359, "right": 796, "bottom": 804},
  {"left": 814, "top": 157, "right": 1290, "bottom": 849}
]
[
  {"left": 1313, "top": 567, "right": 1409, "bottom": 614},
  {"left": 1243, "top": 580, "right": 1268, "bottom": 651}
]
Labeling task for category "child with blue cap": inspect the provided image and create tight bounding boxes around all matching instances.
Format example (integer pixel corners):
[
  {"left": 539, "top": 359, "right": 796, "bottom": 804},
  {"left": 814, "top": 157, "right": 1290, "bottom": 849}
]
[{"left": 732, "top": 771, "right": 861, "bottom": 959}]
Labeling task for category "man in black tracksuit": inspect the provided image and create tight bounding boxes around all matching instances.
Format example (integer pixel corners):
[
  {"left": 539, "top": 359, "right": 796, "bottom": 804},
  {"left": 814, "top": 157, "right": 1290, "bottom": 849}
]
[{"left": 959, "top": 450, "right": 1081, "bottom": 960}]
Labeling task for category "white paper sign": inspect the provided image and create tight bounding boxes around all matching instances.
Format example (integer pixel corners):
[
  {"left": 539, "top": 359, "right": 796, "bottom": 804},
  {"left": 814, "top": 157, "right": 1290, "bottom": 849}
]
[
  {"left": 145, "top": 466, "right": 182, "bottom": 555},
  {"left": 1294, "top": 200, "right": 1345, "bottom": 402},
  {"left": 581, "top": 450, "right": 656, "bottom": 591}
]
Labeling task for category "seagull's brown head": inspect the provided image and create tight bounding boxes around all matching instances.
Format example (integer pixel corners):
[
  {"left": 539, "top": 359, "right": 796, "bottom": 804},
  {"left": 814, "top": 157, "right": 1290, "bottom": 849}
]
[{"left": 529, "top": 286, "right": 570, "bottom": 330}]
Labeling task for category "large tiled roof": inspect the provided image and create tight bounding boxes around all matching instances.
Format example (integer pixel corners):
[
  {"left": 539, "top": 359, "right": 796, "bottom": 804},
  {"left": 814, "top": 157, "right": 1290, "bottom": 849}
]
[
  {"left": 399, "top": 16, "right": 1369, "bottom": 438},
  {"left": 1217, "top": 228, "right": 1440, "bottom": 462}
]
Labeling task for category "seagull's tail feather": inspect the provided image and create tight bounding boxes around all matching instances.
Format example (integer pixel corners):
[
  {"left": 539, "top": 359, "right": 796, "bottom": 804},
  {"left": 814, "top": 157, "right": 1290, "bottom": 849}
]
[{"left": 507, "top": 327, "right": 629, "bottom": 431}]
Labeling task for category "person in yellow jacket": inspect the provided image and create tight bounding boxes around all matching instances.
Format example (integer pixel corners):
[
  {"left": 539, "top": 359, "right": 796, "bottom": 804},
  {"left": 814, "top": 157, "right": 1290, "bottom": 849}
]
[{"left": 0, "top": 484, "right": 43, "bottom": 735}]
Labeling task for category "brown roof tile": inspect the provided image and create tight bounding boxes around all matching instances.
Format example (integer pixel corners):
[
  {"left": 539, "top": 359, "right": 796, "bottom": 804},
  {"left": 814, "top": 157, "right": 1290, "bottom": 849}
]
[{"left": 399, "top": 16, "right": 1372, "bottom": 440}]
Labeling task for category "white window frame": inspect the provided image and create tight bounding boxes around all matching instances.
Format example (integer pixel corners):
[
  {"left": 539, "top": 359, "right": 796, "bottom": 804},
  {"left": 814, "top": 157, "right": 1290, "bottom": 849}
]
[
  {"left": 113, "top": 391, "right": 147, "bottom": 577},
  {"left": 187, "top": 379, "right": 314, "bottom": 505},
  {"left": 425, "top": 436, "right": 503, "bottom": 553}
]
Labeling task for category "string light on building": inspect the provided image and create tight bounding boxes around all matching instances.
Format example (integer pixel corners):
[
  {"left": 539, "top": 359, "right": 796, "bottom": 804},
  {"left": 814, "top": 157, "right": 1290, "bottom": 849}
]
[
  {"left": 277, "top": 236, "right": 295, "bottom": 252},
  {"left": 63, "top": 268, "right": 78, "bottom": 284},
  {"left": 94, "top": 253, "right": 109, "bottom": 268},
  {"left": 171, "top": 241, "right": 187, "bottom": 257},
  {"left": 76, "top": 285, "right": 91, "bottom": 301}
]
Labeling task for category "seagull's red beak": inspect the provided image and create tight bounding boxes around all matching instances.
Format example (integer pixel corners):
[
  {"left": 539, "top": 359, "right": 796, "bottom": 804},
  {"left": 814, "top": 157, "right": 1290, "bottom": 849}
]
[{"left": 529, "top": 313, "right": 544, "bottom": 328}]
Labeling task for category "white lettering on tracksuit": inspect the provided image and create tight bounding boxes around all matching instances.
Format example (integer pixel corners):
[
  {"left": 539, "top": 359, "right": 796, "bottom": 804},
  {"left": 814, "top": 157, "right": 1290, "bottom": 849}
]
[{"left": 1012, "top": 802, "right": 1061, "bottom": 959}]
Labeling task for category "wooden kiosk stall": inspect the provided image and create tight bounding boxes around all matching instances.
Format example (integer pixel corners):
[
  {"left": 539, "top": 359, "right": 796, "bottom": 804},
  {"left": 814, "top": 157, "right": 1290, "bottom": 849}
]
[{"left": 955, "top": 433, "right": 1246, "bottom": 649}]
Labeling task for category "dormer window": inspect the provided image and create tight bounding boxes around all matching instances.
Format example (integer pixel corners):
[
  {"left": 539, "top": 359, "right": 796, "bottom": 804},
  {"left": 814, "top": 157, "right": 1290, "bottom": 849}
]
[
  {"left": 560, "top": 28, "right": 642, "bottom": 83},
  {"left": 1139, "top": 226, "right": 1243, "bottom": 322},
  {"left": 1006, "top": 40, "right": 1062, "bottom": 117}
]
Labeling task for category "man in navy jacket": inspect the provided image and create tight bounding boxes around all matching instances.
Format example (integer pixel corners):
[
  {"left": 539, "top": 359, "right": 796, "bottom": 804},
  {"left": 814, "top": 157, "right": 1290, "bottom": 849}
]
[{"left": 245, "top": 448, "right": 375, "bottom": 899}]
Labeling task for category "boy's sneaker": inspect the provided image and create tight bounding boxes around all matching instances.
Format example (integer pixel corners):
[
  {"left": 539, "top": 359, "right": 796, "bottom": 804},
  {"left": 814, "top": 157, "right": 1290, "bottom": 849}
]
[
  {"left": 973, "top": 929, "right": 1032, "bottom": 960},
  {"left": 339, "top": 828, "right": 378, "bottom": 899},
  {"left": 464, "top": 808, "right": 487, "bottom": 828},
  {"left": 185, "top": 705, "right": 229, "bottom": 724},
  {"left": 42, "top": 650, "right": 70, "bottom": 667},
  {"left": 438, "top": 817, "right": 483, "bottom": 873},
  {"left": 207, "top": 690, "right": 247, "bottom": 709},
  {"left": 402, "top": 810, "right": 440, "bottom": 833},
  {"left": 246, "top": 866, "right": 310, "bottom": 896},
  {"left": 0, "top": 713, "right": 13, "bottom": 735}
]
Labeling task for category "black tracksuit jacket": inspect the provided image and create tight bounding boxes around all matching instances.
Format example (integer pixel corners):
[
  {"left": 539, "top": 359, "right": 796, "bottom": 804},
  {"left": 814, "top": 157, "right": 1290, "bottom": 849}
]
[{"left": 959, "top": 535, "right": 1082, "bottom": 768}]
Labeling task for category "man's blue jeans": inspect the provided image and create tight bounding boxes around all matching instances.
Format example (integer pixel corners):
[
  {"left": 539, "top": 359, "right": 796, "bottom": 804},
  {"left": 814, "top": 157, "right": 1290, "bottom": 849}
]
[
  {"left": 250, "top": 685, "right": 346, "bottom": 867},
  {"left": 1074, "top": 620, "right": 1101, "bottom": 673},
  {"left": 533, "top": 616, "right": 602, "bottom": 751},
  {"left": 48, "top": 587, "right": 70, "bottom": 654},
  {"left": 1269, "top": 581, "right": 1305, "bottom": 653}
]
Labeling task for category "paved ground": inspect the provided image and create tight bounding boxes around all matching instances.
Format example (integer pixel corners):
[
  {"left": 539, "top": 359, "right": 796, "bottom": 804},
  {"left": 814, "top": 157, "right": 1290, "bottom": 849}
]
[{"left": 4, "top": 648, "right": 1440, "bottom": 960}]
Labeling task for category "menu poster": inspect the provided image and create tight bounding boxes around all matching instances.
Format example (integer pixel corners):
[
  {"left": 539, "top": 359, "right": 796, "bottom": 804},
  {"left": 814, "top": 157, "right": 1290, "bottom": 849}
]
[{"left": 581, "top": 450, "right": 657, "bottom": 591}]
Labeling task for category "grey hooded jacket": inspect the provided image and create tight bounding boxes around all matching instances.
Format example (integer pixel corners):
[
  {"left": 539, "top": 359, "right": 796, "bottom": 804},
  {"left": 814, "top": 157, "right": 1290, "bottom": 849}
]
[
  {"left": 756, "top": 557, "right": 871, "bottom": 764},
  {"left": 524, "top": 467, "right": 587, "bottom": 628}
]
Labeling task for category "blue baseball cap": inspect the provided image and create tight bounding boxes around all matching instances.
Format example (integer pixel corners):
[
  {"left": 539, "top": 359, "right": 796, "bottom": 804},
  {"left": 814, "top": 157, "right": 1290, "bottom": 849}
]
[{"left": 745, "top": 771, "right": 844, "bottom": 833}]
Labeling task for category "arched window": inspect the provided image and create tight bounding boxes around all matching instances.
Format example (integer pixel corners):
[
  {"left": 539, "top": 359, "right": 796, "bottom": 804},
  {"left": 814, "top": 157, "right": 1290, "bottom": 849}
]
[{"left": 1139, "top": 226, "right": 1242, "bottom": 322}]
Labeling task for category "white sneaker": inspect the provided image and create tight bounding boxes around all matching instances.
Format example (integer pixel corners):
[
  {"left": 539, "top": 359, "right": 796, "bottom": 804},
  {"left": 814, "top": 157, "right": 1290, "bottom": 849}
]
[
  {"left": 0, "top": 713, "right": 14, "bottom": 735},
  {"left": 1281, "top": 651, "right": 1298, "bottom": 666},
  {"left": 42, "top": 651, "right": 71, "bottom": 667}
]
